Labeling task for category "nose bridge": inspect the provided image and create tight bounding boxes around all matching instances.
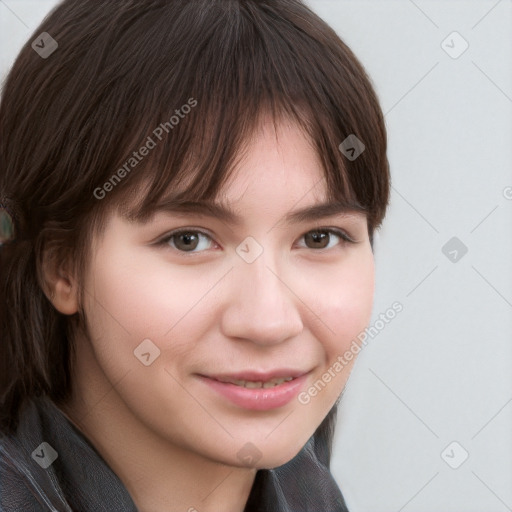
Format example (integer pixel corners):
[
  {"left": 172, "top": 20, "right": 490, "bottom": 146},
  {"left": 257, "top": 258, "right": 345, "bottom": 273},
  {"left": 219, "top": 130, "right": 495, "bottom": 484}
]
[{"left": 220, "top": 250, "right": 303, "bottom": 345}]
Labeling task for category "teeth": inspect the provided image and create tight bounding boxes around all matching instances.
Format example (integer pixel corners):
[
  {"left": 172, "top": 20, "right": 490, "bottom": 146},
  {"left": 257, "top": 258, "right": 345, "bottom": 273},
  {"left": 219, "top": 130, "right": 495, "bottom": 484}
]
[
  {"left": 245, "top": 381, "right": 263, "bottom": 389},
  {"left": 225, "top": 377, "right": 294, "bottom": 388}
]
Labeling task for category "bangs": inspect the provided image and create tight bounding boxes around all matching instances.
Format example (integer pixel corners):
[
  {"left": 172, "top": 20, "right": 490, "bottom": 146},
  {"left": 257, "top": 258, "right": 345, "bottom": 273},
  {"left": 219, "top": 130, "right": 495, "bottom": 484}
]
[{"left": 81, "top": 0, "right": 387, "bottom": 232}]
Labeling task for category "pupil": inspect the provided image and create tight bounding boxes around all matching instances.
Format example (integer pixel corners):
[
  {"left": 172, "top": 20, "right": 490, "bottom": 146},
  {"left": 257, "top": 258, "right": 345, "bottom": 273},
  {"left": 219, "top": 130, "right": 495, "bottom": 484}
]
[
  {"left": 178, "top": 232, "right": 198, "bottom": 250},
  {"left": 307, "top": 231, "right": 327, "bottom": 248}
]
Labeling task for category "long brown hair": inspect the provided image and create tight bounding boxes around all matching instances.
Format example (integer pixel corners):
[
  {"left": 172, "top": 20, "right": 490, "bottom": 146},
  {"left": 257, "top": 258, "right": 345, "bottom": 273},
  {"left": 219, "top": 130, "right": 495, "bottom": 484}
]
[{"left": 0, "top": 0, "right": 389, "bottom": 466}]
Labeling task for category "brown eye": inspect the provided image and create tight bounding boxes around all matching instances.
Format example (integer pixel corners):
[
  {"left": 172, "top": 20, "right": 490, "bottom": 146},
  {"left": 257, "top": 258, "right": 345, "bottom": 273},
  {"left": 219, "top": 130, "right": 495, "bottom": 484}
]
[
  {"left": 304, "top": 231, "right": 330, "bottom": 249},
  {"left": 160, "top": 230, "right": 214, "bottom": 253},
  {"left": 156, "top": 227, "right": 355, "bottom": 255},
  {"left": 300, "top": 228, "right": 355, "bottom": 250},
  {"left": 173, "top": 232, "right": 200, "bottom": 251}
]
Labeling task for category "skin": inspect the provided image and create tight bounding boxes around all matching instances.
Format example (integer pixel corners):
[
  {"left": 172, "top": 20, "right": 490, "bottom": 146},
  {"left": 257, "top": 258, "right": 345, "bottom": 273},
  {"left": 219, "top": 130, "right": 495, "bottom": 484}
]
[{"left": 44, "top": 115, "right": 375, "bottom": 512}]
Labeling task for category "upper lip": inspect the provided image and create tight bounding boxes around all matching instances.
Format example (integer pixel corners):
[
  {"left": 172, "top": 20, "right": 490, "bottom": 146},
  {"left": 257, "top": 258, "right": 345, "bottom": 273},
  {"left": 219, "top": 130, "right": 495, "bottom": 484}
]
[{"left": 202, "top": 369, "right": 310, "bottom": 383}]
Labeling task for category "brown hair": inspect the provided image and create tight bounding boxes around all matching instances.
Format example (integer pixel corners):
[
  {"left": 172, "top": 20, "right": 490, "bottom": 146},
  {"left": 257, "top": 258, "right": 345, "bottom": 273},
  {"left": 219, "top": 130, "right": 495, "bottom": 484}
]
[{"left": 0, "top": 0, "right": 389, "bottom": 443}]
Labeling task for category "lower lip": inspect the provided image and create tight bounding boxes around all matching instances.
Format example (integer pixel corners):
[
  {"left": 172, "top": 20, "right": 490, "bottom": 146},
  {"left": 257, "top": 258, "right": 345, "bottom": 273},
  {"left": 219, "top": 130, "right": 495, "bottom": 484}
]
[{"left": 198, "top": 374, "right": 308, "bottom": 411}]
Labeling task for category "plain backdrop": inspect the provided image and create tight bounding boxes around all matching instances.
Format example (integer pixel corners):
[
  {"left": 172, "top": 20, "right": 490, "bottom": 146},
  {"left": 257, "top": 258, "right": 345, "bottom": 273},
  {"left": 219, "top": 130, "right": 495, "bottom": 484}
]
[{"left": 1, "top": 1, "right": 511, "bottom": 511}]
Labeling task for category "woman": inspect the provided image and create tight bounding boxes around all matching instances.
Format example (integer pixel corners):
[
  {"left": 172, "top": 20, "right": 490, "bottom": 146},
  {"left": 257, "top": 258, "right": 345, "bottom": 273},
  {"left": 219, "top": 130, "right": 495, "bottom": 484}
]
[{"left": 0, "top": 0, "right": 390, "bottom": 510}]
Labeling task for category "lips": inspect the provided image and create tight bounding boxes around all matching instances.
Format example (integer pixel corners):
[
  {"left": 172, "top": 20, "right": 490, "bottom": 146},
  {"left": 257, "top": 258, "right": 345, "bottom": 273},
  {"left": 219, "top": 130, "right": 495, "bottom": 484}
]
[{"left": 198, "top": 369, "right": 310, "bottom": 410}]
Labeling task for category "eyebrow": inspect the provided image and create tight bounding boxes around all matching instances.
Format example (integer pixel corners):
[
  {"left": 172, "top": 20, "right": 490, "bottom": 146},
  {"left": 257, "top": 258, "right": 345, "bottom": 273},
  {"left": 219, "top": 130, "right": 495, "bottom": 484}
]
[{"left": 141, "top": 197, "right": 367, "bottom": 225}]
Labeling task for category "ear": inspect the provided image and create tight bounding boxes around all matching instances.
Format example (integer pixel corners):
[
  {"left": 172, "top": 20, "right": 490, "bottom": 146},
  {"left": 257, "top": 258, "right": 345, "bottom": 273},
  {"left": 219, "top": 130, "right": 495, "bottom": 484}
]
[{"left": 40, "top": 245, "right": 79, "bottom": 315}]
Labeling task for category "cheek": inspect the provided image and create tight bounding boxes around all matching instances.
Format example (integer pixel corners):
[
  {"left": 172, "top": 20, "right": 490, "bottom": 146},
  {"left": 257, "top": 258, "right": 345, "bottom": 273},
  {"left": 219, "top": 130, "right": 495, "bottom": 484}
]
[
  {"left": 307, "top": 250, "right": 375, "bottom": 361},
  {"left": 82, "top": 247, "right": 224, "bottom": 368},
  {"left": 84, "top": 250, "right": 168, "bottom": 339},
  {"left": 292, "top": 252, "right": 374, "bottom": 424}
]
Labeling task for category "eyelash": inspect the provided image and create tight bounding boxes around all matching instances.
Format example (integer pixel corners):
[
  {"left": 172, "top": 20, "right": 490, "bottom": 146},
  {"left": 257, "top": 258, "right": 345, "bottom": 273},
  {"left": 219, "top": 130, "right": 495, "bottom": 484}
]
[{"left": 155, "top": 226, "right": 357, "bottom": 254}]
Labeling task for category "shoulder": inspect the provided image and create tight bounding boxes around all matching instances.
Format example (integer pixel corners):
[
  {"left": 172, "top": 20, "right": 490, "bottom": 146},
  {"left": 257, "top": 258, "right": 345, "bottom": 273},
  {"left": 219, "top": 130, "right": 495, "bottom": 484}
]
[
  {"left": 0, "top": 434, "right": 49, "bottom": 512},
  {"left": 2, "top": 395, "right": 139, "bottom": 512},
  {"left": 0, "top": 396, "right": 73, "bottom": 512}
]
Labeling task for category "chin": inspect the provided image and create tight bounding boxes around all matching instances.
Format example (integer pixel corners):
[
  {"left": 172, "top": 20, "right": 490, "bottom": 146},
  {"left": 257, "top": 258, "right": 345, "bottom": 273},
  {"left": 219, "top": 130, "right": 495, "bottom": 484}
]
[{"left": 237, "top": 437, "right": 309, "bottom": 470}]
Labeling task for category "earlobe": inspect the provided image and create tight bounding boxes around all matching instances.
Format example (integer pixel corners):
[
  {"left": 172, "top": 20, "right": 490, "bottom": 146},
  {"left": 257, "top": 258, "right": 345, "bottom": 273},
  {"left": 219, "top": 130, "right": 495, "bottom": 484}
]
[{"left": 41, "top": 248, "right": 79, "bottom": 315}]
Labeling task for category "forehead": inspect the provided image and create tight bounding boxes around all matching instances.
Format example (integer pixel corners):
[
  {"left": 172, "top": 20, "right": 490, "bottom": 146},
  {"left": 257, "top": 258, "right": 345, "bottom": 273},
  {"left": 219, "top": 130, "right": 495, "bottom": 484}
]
[{"left": 218, "top": 117, "right": 326, "bottom": 199}]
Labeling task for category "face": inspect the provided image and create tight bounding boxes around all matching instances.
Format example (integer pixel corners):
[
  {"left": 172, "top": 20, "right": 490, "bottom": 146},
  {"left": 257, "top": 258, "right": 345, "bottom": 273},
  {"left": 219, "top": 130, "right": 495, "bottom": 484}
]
[{"left": 77, "top": 116, "right": 375, "bottom": 469}]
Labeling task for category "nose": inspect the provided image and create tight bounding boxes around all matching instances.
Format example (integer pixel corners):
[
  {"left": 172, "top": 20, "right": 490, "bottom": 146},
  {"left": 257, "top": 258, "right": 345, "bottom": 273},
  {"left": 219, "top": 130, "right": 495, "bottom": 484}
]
[{"left": 219, "top": 255, "right": 304, "bottom": 346}]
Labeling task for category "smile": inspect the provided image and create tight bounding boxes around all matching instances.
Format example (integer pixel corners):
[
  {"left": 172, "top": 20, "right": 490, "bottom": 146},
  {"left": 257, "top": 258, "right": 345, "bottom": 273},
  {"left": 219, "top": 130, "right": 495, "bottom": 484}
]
[{"left": 198, "top": 371, "right": 310, "bottom": 410}]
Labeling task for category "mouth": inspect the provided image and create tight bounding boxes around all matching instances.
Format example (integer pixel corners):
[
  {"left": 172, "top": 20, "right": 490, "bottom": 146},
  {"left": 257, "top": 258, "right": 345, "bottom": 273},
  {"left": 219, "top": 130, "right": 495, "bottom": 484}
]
[
  {"left": 197, "top": 369, "right": 310, "bottom": 410},
  {"left": 210, "top": 376, "right": 295, "bottom": 389}
]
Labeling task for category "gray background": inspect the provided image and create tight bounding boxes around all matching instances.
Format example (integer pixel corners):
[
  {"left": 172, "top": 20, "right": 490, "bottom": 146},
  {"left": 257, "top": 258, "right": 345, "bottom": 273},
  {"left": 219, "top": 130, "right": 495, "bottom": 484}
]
[{"left": 1, "top": 1, "right": 511, "bottom": 511}]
